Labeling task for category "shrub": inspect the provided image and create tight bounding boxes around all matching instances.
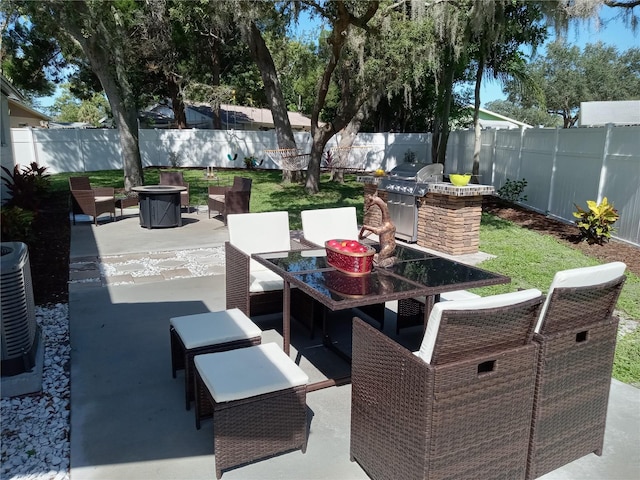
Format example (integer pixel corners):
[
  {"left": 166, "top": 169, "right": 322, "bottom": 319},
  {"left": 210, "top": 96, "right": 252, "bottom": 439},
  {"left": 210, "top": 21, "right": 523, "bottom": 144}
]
[
  {"left": 0, "top": 205, "right": 35, "bottom": 243},
  {"left": 497, "top": 178, "right": 528, "bottom": 202},
  {"left": 1, "top": 162, "right": 51, "bottom": 210},
  {"left": 243, "top": 156, "right": 263, "bottom": 169},
  {"left": 573, "top": 197, "right": 619, "bottom": 245},
  {"left": 168, "top": 152, "right": 182, "bottom": 167},
  {"left": 403, "top": 149, "right": 416, "bottom": 163}
]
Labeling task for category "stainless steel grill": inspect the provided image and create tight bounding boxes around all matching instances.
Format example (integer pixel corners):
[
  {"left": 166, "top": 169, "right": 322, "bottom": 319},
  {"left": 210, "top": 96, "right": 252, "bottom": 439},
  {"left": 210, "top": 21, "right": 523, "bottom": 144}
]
[{"left": 378, "top": 163, "right": 443, "bottom": 242}]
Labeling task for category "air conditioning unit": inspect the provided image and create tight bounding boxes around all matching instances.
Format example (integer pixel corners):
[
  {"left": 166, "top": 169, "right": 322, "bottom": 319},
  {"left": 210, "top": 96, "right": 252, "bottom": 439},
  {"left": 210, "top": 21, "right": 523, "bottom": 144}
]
[{"left": 1, "top": 242, "right": 39, "bottom": 377}]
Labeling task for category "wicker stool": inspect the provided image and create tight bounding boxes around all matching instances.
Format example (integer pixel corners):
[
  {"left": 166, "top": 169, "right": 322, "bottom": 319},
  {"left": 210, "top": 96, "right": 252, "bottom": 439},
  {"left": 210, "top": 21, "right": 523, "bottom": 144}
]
[
  {"left": 170, "top": 308, "right": 261, "bottom": 410},
  {"left": 194, "top": 343, "right": 309, "bottom": 479}
]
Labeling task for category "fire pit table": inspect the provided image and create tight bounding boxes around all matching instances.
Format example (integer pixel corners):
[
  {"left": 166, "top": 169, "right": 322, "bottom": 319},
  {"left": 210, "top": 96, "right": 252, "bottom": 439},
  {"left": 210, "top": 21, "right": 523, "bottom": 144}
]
[{"left": 131, "top": 185, "right": 186, "bottom": 229}]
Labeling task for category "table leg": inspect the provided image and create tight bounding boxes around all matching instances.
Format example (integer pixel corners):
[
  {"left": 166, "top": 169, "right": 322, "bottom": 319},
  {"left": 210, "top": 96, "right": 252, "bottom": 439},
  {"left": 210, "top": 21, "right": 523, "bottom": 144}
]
[{"left": 283, "top": 280, "right": 291, "bottom": 356}]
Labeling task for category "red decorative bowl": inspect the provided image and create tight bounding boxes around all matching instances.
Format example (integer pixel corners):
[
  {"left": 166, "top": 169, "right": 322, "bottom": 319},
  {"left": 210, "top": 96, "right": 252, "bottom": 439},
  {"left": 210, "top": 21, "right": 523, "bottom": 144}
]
[
  {"left": 325, "top": 239, "right": 375, "bottom": 276},
  {"left": 325, "top": 269, "right": 372, "bottom": 297}
]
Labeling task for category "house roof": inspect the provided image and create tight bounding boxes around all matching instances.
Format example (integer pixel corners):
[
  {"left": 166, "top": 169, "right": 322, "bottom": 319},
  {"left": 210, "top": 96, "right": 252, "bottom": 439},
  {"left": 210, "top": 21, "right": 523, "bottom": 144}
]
[
  {"left": 2, "top": 74, "right": 51, "bottom": 123},
  {"left": 143, "top": 101, "right": 314, "bottom": 130},
  {"left": 464, "top": 105, "right": 532, "bottom": 129},
  {"left": 190, "top": 103, "right": 313, "bottom": 130}
]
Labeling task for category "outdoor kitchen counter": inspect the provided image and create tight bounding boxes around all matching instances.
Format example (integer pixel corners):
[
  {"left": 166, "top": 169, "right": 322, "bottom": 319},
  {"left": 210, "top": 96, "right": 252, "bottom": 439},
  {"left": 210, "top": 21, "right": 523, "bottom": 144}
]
[
  {"left": 417, "top": 183, "right": 494, "bottom": 255},
  {"left": 425, "top": 182, "right": 494, "bottom": 196}
]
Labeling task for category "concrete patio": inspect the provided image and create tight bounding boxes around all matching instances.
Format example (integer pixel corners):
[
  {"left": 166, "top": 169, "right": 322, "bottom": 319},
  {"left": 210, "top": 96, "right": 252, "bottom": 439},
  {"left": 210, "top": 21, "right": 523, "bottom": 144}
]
[{"left": 68, "top": 208, "right": 640, "bottom": 480}]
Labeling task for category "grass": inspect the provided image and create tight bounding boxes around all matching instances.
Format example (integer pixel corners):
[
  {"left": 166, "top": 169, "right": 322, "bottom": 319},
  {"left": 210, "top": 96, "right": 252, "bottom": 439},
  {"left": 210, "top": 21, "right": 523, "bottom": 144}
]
[{"left": 53, "top": 167, "right": 639, "bottom": 385}]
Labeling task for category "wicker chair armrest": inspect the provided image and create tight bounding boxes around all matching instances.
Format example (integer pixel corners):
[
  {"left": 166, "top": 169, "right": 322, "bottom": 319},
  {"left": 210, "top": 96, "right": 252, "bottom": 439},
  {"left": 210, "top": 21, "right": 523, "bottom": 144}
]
[
  {"left": 93, "top": 187, "right": 115, "bottom": 197},
  {"left": 298, "top": 236, "right": 320, "bottom": 248},
  {"left": 224, "top": 241, "right": 251, "bottom": 314},
  {"left": 71, "top": 189, "right": 96, "bottom": 201},
  {"left": 208, "top": 185, "right": 230, "bottom": 195}
]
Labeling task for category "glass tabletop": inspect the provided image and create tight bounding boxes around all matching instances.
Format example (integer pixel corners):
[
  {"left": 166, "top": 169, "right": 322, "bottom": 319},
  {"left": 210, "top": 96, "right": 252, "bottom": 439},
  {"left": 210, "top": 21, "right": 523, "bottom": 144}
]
[
  {"left": 289, "top": 269, "right": 423, "bottom": 303},
  {"left": 253, "top": 245, "right": 508, "bottom": 304}
]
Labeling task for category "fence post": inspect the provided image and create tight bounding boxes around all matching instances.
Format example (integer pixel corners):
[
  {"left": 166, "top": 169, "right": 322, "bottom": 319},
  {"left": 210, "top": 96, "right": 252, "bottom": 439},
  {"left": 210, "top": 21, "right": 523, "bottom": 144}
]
[
  {"left": 596, "top": 123, "right": 613, "bottom": 204},
  {"left": 516, "top": 125, "right": 525, "bottom": 180},
  {"left": 546, "top": 127, "right": 560, "bottom": 215}
]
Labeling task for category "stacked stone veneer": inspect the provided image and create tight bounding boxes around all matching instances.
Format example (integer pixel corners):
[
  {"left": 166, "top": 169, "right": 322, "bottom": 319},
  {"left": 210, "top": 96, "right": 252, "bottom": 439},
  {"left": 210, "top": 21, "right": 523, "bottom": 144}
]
[{"left": 417, "top": 183, "right": 494, "bottom": 255}]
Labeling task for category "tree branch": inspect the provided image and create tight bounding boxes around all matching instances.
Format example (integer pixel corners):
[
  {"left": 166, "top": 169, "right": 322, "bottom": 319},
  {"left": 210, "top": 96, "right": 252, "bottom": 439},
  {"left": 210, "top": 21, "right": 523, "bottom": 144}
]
[{"left": 604, "top": 0, "right": 640, "bottom": 7}]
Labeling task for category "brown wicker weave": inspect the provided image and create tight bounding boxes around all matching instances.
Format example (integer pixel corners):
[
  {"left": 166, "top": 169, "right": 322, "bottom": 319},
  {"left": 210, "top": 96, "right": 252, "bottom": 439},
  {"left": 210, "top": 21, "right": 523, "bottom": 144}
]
[
  {"left": 170, "top": 327, "right": 260, "bottom": 410},
  {"left": 159, "top": 171, "right": 190, "bottom": 210},
  {"left": 115, "top": 194, "right": 138, "bottom": 218},
  {"left": 208, "top": 176, "right": 252, "bottom": 223},
  {"left": 526, "top": 276, "right": 626, "bottom": 479},
  {"left": 224, "top": 241, "right": 316, "bottom": 330},
  {"left": 194, "top": 369, "right": 307, "bottom": 479},
  {"left": 350, "top": 294, "right": 543, "bottom": 480},
  {"left": 69, "top": 176, "right": 116, "bottom": 226}
]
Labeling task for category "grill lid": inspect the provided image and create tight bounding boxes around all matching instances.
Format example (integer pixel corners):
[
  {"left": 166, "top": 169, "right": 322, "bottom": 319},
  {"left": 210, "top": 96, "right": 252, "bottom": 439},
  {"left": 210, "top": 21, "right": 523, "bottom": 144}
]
[{"left": 388, "top": 162, "right": 443, "bottom": 182}]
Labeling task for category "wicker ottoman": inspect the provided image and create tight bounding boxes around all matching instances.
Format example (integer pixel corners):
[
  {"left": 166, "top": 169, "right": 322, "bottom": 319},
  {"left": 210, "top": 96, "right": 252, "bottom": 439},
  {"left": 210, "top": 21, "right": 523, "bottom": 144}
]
[
  {"left": 170, "top": 308, "right": 261, "bottom": 410},
  {"left": 194, "top": 343, "right": 309, "bottom": 479}
]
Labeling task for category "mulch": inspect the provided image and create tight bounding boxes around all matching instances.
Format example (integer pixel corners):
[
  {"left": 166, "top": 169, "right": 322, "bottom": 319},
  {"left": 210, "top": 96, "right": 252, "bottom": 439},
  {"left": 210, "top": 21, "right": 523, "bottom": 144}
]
[{"left": 482, "top": 197, "right": 640, "bottom": 277}]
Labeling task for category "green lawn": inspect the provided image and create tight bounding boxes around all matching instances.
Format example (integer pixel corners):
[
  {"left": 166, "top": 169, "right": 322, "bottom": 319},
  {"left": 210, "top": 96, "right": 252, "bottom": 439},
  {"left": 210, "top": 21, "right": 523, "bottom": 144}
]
[{"left": 53, "top": 168, "right": 640, "bottom": 385}]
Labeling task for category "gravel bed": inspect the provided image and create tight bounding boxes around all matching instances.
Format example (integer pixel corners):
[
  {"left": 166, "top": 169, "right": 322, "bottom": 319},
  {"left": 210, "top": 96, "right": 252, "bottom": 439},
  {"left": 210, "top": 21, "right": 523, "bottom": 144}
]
[{"left": 1, "top": 304, "right": 70, "bottom": 480}]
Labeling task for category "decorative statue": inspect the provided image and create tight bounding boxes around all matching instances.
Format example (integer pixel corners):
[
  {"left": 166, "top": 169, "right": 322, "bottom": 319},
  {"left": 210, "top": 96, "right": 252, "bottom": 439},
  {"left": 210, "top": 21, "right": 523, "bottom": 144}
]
[{"left": 359, "top": 193, "right": 397, "bottom": 267}]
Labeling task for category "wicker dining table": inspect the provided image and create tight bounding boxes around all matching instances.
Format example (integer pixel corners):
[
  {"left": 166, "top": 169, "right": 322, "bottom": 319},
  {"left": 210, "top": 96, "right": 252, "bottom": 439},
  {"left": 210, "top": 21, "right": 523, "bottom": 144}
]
[{"left": 253, "top": 244, "right": 510, "bottom": 391}]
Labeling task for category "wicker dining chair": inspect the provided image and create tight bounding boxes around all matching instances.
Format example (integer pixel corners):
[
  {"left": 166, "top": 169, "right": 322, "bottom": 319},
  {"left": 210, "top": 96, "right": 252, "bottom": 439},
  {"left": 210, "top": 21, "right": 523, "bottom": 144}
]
[
  {"left": 208, "top": 176, "right": 252, "bottom": 224},
  {"left": 300, "top": 206, "right": 385, "bottom": 329},
  {"left": 351, "top": 289, "right": 544, "bottom": 480},
  {"left": 68, "top": 176, "right": 116, "bottom": 225},
  {"left": 526, "top": 262, "right": 627, "bottom": 480},
  {"left": 225, "top": 211, "right": 315, "bottom": 330},
  {"left": 159, "top": 171, "right": 190, "bottom": 210}
]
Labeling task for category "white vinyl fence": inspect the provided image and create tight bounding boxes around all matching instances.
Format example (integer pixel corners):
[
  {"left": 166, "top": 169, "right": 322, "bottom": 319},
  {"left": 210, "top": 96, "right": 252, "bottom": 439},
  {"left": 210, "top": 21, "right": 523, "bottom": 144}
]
[{"left": 9, "top": 125, "right": 640, "bottom": 246}]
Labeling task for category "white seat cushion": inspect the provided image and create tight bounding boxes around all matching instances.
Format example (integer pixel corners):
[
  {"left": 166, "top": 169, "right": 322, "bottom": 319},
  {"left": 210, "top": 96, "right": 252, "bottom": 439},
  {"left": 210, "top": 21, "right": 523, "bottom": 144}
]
[
  {"left": 415, "top": 289, "right": 543, "bottom": 364},
  {"left": 195, "top": 342, "right": 309, "bottom": 402},
  {"left": 301, "top": 207, "right": 359, "bottom": 246},
  {"left": 95, "top": 196, "right": 113, "bottom": 202},
  {"left": 440, "top": 290, "right": 481, "bottom": 302},
  {"left": 208, "top": 194, "right": 225, "bottom": 202},
  {"left": 249, "top": 269, "right": 285, "bottom": 293},
  {"left": 535, "top": 261, "right": 626, "bottom": 333},
  {"left": 170, "top": 308, "right": 261, "bottom": 349}
]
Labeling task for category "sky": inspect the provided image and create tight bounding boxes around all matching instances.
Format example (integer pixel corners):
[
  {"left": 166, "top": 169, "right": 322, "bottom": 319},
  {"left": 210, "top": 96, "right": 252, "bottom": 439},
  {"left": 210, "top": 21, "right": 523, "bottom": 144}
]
[{"left": 479, "top": 8, "right": 639, "bottom": 106}]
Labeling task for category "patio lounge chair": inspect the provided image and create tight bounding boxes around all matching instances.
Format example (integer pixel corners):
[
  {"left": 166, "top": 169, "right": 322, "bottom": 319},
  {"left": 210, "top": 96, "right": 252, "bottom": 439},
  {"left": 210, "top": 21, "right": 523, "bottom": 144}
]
[
  {"left": 351, "top": 289, "right": 544, "bottom": 480},
  {"left": 68, "top": 176, "right": 116, "bottom": 226},
  {"left": 208, "top": 176, "right": 252, "bottom": 224},
  {"left": 225, "top": 211, "right": 315, "bottom": 329},
  {"left": 526, "top": 262, "right": 627, "bottom": 480},
  {"left": 300, "top": 206, "right": 385, "bottom": 329},
  {"left": 159, "top": 171, "right": 189, "bottom": 210}
]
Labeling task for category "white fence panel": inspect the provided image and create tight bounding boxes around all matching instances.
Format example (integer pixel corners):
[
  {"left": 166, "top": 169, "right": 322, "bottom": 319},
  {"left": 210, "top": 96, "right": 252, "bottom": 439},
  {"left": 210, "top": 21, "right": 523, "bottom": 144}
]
[
  {"left": 548, "top": 128, "right": 606, "bottom": 222},
  {"left": 600, "top": 126, "right": 640, "bottom": 245},
  {"left": 492, "top": 129, "right": 524, "bottom": 190},
  {"left": 520, "top": 128, "right": 556, "bottom": 213}
]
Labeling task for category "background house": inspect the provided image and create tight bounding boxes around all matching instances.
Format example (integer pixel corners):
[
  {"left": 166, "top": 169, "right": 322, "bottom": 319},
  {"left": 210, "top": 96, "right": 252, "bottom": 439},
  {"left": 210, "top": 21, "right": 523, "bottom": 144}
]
[
  {"left": 459, "top": 106, "right": 533, "bottom": 130},
  {"left": 140, "top": 102, "right": 314, "bottom": 131}
]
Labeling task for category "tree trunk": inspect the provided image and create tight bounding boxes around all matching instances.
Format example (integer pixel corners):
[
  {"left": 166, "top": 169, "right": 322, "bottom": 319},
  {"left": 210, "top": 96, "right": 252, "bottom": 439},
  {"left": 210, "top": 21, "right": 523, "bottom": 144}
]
[
  {"left": 331, "top": 94, "right": 381, "bottom": 182},
  {"left": 471, "top": 60, "right": 484, "bottom": 181},
  {"left": 60, "top": 3, "right": 144, "bottom": 191},
  {"left": 242, "top": 21, "right": 297, "bottom": 182},
  {"left": 168, "top": 75, "right": 187, "bottom": 129},
  {"left": 432, "top": 46, "right": 456, "bottom": 165}
]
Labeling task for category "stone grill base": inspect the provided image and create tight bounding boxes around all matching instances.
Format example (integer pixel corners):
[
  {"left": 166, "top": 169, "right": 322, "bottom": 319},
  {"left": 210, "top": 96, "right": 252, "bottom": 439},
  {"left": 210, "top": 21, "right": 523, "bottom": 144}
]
[{"left": 417, "top": 194, "right": 483, "bottom": 255}]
